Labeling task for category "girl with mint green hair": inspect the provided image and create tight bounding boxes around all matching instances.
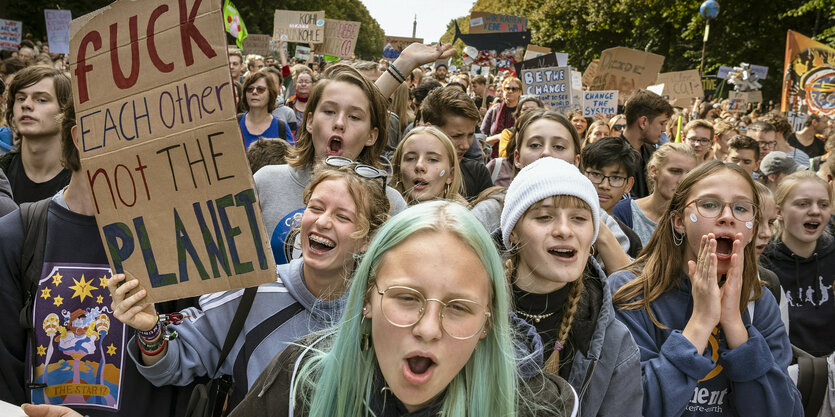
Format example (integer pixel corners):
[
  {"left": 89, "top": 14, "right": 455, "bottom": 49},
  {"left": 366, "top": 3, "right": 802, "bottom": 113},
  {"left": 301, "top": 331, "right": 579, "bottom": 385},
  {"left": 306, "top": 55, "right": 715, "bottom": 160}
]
[{"left": 230, "top": 201, "right": 576, "bottom": 416}]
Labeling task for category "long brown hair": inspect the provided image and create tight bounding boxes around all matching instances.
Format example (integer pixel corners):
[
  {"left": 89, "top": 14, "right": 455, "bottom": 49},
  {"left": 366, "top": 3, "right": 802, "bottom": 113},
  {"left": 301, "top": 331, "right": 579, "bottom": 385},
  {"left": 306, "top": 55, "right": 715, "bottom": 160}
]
[
  {"left": 511, "top": 109, "right": 581, "bottom": 175},
  {"left": 287, "top": 64, "right": 388, "bottom": 169},
  {"left": 613, "top": 161, "right": 763, "bottom": 328}
]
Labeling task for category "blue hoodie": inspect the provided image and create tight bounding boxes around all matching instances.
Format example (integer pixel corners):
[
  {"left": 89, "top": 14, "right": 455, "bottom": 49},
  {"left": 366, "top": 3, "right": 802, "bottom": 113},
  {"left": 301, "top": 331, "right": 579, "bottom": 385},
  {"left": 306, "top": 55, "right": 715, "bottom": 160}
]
[{"left": 609, "top": 270, "right": 802, "bottom": 417}]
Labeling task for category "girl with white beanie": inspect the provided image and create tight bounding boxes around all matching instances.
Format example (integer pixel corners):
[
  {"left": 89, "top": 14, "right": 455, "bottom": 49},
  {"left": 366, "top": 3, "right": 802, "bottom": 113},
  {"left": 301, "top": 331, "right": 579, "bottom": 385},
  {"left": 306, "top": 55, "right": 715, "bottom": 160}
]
[{"left": 501, "top": 157, "right": 642, "bottom": 417}]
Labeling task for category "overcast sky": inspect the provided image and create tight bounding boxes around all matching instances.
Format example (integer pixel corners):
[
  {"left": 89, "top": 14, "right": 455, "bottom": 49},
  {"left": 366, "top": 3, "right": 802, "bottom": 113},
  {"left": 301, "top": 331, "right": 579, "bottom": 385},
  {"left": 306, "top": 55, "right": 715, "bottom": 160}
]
[{"left": 359, "top": 0, "right": 474, "bottom": 42}]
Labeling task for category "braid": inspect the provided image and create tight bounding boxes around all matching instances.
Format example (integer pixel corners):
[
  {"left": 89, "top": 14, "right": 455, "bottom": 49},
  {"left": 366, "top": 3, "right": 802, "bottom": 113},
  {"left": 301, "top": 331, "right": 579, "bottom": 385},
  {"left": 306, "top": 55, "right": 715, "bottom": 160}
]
[
  {"left": 543, "top": 277, "right": 585, "bottom": 375},
  {"left": 504, "top": 255, "right": 517, "bottom": 284}
]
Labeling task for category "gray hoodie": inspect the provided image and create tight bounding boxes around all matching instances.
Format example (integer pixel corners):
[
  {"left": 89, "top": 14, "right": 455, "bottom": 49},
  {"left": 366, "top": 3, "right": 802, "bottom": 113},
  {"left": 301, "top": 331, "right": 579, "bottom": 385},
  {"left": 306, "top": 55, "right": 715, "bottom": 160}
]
[{"left": 0, "top": 168, "right": 16, "bottom": 217}]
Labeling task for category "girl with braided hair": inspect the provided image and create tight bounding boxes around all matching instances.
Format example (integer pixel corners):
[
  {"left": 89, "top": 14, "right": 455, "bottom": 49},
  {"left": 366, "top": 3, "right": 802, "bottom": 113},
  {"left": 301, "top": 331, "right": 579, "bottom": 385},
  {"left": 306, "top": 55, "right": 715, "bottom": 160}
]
[{"left": 500, "top": 157, "right": 642, "bottom": 417}]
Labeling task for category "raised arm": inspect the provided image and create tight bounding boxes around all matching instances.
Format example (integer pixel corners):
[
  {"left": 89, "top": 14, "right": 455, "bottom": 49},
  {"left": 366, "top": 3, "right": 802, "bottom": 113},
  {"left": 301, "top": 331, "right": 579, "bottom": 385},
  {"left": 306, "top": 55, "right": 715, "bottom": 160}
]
[{"left": 375, "top": 42, "right": 455, "bottom": 99}]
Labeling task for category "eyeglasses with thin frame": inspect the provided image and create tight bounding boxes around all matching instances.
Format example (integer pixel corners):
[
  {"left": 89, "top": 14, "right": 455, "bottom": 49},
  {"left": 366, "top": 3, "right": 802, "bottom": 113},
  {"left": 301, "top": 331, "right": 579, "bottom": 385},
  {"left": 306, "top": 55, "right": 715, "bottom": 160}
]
[
  {"left": 246, "top": 86, "right": 267, "bottom": 94},
  {"left": 324, "top": 156, "right": 388, "bottom": 192},
  {"left": 683, "top": 198, "right": 758, "bottom": 222},
  {"left": 585, "top": 171, "right": 628, "bottom": 188},
  {"left": 686, "top": 136, "right": 711, "bottom": 145},
  {"left": 375, "top": 284, "right": 491, "bottom": 340}
]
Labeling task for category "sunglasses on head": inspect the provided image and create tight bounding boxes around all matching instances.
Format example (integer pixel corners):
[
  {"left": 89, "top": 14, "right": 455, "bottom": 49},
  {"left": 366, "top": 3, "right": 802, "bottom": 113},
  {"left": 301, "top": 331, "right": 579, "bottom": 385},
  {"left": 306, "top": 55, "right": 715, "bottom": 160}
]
[{"left": 324, "top": 156, "right": 388, "bottom": 192}]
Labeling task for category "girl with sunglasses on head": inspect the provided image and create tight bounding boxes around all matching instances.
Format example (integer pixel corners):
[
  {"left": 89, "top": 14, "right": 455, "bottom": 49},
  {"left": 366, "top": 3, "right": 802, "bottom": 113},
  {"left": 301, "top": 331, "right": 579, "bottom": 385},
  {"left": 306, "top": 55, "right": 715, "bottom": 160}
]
[
  {"left": 501, "top": 157, "right": 642, "bottom": 417},
  {"left": 390, "top": 126, "right": 466, "bottom": 205},
  {"left": 230, "top": 201, "right": 578, "bottom": 417},
  {"left": 759, "top": 171, "right": 835, "bottom": 357},
  {"left": 611, "top": 161, "right": 802, "bottom": 417},
  {"left": 255, "top": 43, "right": 455, "bottom": 265},
  {"left": 239, "top": 71, "right": 295, "bottom": 148},
  {"left": 106, "top": 164, "right": 390, "bottom": 412}
]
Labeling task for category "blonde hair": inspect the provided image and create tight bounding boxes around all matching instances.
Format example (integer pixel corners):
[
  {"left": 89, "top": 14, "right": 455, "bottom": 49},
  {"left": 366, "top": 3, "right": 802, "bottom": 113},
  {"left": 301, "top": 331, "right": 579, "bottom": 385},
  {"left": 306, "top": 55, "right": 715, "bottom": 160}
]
[
  {"left": 505, "top": 194, "right": 593, "bottom": 374},
  {"left": 647, "top": 142, "right": 697, "bottom": 193},
  {"left": 773, "top": 171, "right": 833, "bottom": 241},
  {"left": 389, "top": 82, "right": 413, "bottom": 134},
  {"left": 391, "top": 126, "right": 466, "bottom": 204}
]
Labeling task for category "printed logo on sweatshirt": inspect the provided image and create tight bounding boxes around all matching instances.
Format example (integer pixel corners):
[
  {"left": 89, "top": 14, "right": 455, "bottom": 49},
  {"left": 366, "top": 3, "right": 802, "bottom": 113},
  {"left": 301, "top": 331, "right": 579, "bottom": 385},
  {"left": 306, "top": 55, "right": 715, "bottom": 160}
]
[
  {"left": 30, "top": 263, "right": 125, "bottom": 411},
  {"left": 270, "top": 208, "right": 305, "bottom": 265},
  {"left": 685, "top": 326, "right": 729, "bottom": 415},
  {"left": 785, "top": 276, "right": 832, "bottom": 307}
]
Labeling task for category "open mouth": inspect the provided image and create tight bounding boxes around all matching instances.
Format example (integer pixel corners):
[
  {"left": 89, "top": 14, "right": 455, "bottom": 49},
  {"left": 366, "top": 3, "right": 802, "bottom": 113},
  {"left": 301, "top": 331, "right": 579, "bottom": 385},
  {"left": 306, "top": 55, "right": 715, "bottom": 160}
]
[
  {"left": 327, "top": 137, "right": 343, "bottom": 155},
  {"left": 715, "top": 237, "right": 733, "bottom": 257},
  {"left": 803, "top": 222, "right": 821, "bottom": 233},
  {"left": 403, "top": 355, "right": 436, "bottom": 384},
  {"left": 413, "top": 179, "right": 429, "bottom": 190},
  {"left": 548, "top": 248, "right": 576, "bottom": 259},
  {"left": 308, "top": 233, "right": 335, "bottom": 253}
]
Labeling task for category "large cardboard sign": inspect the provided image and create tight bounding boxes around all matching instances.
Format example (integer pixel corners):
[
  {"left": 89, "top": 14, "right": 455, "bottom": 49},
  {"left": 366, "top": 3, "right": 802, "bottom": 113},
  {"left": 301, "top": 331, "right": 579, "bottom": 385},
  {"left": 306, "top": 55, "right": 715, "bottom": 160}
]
[
  {"left": 582, "top": 59, "right": 599, "bottom": 87},
  {"left": 655, "top": 69, "right": 704, "bottom": 106},
  {"left": 583, "top": 90, "right": 619, "bottom": 117},
  {"left": 0, "top": 19, "right": 22, "bottom": 50},
  {"left": 514, "top": 52, "right": 566, "bottom": 80},
  {"left": 242, "top": 34, "right": 271, "bottom": 56},
  {"left": 469, "top": 12, "right": 527, "bottom": 34},
  {"left": 522, "top": 66, "right": 572, "bottom": 110},
  {"left": 45, "top": 10, "right": 72, "bottom": 54},
  {"left": 589, "top": 47, "right": 665, "bottom": 102},
  {"left": 273, "top": 10, "right": 324, "bottom": 44},
  {"left": 322, "top": 19, "right": 360, "bottom": 59},
  {"left": 523, "top": 44, "right": 550, "bottom": 60},
  {"left": 383, "top": 36, "right": 422, "bottom": 59},
  {"left": 70, "top": 0, "right": 275, "bottom": 303}
]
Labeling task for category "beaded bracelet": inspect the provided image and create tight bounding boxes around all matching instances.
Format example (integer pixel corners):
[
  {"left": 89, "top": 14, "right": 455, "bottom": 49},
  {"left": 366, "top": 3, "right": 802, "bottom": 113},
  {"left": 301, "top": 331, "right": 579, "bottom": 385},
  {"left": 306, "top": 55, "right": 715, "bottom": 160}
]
[{"left": 389, "top": 62, "right": 406, "bottom": 83}]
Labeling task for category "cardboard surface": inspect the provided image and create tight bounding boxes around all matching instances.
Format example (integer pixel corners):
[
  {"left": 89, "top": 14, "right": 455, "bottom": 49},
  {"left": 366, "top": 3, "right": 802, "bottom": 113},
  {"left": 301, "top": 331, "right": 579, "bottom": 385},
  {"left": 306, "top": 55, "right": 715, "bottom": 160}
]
[
  {"left": 69, "top": 0, "right": 275, "bottom": 303},
  {"left": 469, "top": 12, "right": 527, "bottom": 33},
  {"left": 322, "top": 19, "right": 360, "bottom": 59},
  {"left": 514, "top": 52, "right": 566, "bottom": 79},
  {"left": 582, "top": 59, "right": 599, "bottom": 87},
  {"left": 0, "top": 18, "right": 22, "bottom": 50},
  {"left": 383, "top": 35, "right": 422, "bottom": 59},
  {"left": 583, "top": 90, "right": 618, "bottom": 117},
  {"left": 655, "top": 69, "right": 704, "bottom": 106},
  {"left": 521, "top": 66, "right": 572, "bottom": 110},
  {"left": 295, "top": 44, "right": 310, "bottom": 60},
  {"left": 273, "top": 10, "right": 324, "bottom": 43},
  {"left": 589, "top": 47, "right": 665, "bottom": 103},
  {"left": 45, "top": 10, "right": 72, "bottom": 54},
  {"left": 729, "top": 90, "right": 763, "bottom": 103},
  {"left": 524, "top": 44, "right": 551, "bottom": 60},
  {"left": 242, "top": 34, "right": 271, "bottom": 56}
]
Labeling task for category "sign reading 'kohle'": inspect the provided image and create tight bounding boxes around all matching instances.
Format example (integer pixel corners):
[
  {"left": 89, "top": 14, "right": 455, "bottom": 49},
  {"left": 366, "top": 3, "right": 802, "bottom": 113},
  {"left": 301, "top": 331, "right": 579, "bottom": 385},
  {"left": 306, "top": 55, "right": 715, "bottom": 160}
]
[
  {"left": 273, "top": 10, "right": 324, "bottom": 43},
  {"left": 69, "top": 0, "right": 275, "bottom": 303}
]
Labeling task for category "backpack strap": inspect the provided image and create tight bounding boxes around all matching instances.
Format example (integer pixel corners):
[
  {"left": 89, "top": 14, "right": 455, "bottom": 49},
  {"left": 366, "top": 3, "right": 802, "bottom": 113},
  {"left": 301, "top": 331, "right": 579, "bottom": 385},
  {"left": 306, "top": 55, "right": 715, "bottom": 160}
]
[
  {"left": 491, "top": 157, "right": 504, "bottom": 183},
  {"left": 18, "top": 198, "right": 52, "bottom": 390},
  {"left": 797, "top": 355, "right": 829, "bottom": 417}
]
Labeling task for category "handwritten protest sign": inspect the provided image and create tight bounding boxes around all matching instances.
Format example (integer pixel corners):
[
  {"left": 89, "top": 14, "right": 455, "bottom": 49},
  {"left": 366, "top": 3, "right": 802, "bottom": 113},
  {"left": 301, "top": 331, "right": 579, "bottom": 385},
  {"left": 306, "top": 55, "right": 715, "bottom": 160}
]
[
  {"left": 522, "top": 66, "right": 572, "bottom": 110},
  {"left": 590, "top": 47, "right": 664, "bottom": 103},
  {"left": 45, "top": 10, "right": 72, "bottom": 54},
  {"left": 729, "top": 90, "right": 762, "bottom": 103},
  {"left": 514, "top": 52, "right": 567, "bottom": 79},
  {"left": 469, "top": 12, "right": 527, "bottom": 34},
  {"left": 582, "top": 59, "right": 599, "bottom": 87},
  {"left": 70, "top": 0, "right": 275, "bottom": 303},
  {"left": 242, "top": 34, "right": 271, "bottom": 56},
  {"left": 583, "top": 90, "right": 618, "bottom": 117},
  {"left": 383, "top": 36, "right": 422, "bottom": 59},
  {"left": 524, "top": 45, "right": 551, "bottom": 60},
  {"left": 273, "top": 10, "right": 324, "bottom": 43},
  {"left": 295, "top": 44, "right": 310, "bottom": 60},
  {"left": 701, "top": 75, "right": 718, "bottom": 99},
  {"left": 0, "top": 19, "right": 22, "bottom": 51},
  {"left": 655, "top": 69, "right": 704, "bottom": 106},
  {"left": 322, "top": 19, "right": 360, "bottom": 59}
]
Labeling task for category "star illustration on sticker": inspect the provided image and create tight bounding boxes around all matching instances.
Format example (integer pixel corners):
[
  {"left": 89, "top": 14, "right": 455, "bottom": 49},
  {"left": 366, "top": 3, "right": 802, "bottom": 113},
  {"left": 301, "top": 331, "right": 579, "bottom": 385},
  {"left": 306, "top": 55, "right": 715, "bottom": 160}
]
[
  {"left": 51, "top": 272, "right": 63, "bottom": 286},
  {"left": 36, "top": 345, "right": 46, "bottom": 356},
  {"left": 69, "top": 275, "right": 97, "bottom": 302},
  {"left": 107, "top": 343, "right": 117, "bottom": 356},
  {"left": 97, "top": 295, "right": 104, "bottom": 304},
  {"left": 99, "top": 275, "right": 109, "bottom": 288},
  {"left": 53, "top": 295, "right": 63, "bottom": 307},
  {"left": 40, "top": 288, "right": 51, "bottom": 300}
]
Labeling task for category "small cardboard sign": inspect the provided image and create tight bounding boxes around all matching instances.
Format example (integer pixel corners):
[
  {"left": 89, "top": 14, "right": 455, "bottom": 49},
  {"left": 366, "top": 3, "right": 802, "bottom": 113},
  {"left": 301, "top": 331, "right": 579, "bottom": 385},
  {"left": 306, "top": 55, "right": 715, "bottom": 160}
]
[
  {"left": 242, "top": 34, "right": 271, "bottom": 56},
  {"left": 521, "top": 66, "right": 572, "bottom": 110},
  {"left": 295, "top": 44, "right": 310, "bottom": 60},
  {"left": 589, "top": 47, "right": 665, "bottom": 103},
  {"left": 701, "top": 75, "right": 718, "bottom": 99},
  {"left": 655, "top": 69, "right": 704, "bottom": 106},
  {"left": 383, "top": 36, "right": 422, "bottom": 59},
  {"left": 571, "top": 71, "right": 583, "bottom": 90},
  {"left": 582, "top": 59, "right": 599, "bottom": 87},
  {"left": 729, "top": 90, "right": 762, "bottom": 103},
  {"left": 322, "top": 19, "right": 360, "bottom": 59},
  {"left": 468, "top": 12, "right": 527, "bottom": 33},
  {"left": 273, "top": 10, "right": 325, "bottom": 44},
  {"left": 583, "top": 90, "right": 618, "bottom": 117},
  {"left": 514, "top": 52, "right": 567, "bottom": 79},
  {"left": 524, "top": 44, "right": 551, "bottom": 60},
  {"left": 0, "top": 18, "right": 22, "bottom": 51},
  {"left": 69, "top": 0, "right": 275, "bottom": 303},
  {"left": 45, "top": 10, "right": 72, "bottom": 54}
]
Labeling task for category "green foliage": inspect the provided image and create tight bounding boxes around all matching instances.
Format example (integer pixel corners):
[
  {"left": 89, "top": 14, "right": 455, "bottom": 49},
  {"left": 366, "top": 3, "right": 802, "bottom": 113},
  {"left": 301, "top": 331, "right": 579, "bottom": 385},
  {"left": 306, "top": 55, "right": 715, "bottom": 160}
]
[{"left": 440, "top": 0, "right": 826, "bottom": 101}]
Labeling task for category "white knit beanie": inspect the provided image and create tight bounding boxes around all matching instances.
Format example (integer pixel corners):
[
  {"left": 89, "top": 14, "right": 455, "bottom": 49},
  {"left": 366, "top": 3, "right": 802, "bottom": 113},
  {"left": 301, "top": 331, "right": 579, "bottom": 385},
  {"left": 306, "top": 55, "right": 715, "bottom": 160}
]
[{"left": 501, "top": 158, "right": 600, "bottom": 249}]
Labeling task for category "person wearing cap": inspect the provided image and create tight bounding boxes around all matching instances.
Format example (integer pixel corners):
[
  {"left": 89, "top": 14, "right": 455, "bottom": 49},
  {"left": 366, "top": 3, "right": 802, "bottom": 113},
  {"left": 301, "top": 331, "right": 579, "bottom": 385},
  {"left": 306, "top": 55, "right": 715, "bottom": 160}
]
[
  {"left": 758, "top": 150, "right": 807, "bottom": 193},
  {"left": 501, "top": 157, "right": 642, "bottom": 417}
]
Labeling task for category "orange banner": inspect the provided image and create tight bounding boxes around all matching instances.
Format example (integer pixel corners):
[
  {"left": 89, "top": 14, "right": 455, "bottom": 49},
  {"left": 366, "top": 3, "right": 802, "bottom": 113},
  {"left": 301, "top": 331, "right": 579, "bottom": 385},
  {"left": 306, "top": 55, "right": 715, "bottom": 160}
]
[{"left": 781, "top": 30, "right": 835, "bottom": 116}]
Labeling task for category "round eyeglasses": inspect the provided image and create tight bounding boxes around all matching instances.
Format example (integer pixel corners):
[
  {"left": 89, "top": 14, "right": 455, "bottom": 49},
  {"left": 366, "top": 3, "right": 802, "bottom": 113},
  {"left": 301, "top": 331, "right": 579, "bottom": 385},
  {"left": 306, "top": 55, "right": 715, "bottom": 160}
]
[
  {"left": 375, "top": 285, "right": 490, "bottom": 340},
  {"left": 683, "top": 198, "right": 757, "bottom": 222}
]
